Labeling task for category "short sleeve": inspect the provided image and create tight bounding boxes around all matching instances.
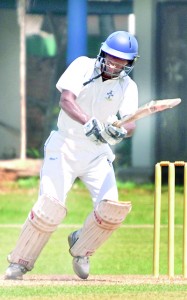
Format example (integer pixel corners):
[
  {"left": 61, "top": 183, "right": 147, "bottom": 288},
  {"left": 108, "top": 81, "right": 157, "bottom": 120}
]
[
  {"left": 56, "top": 56, "right": 94, "bottom": 97},
  {"left": 118, "top": 79, "right": 138, "bottom": 118}
]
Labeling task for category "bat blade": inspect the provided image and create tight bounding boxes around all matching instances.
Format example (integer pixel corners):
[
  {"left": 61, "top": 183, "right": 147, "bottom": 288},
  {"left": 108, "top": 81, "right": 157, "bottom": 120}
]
[{"left": 114, "top": 98, "right": 181, "bottom": 127}]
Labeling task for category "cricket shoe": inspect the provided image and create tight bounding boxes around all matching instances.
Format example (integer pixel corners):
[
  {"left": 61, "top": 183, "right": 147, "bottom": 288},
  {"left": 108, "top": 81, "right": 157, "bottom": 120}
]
[
  {"left": 5, "top": 263, "right": 28, "bottom": 280},
  {"left": 68, "top": 230, "right": 90, "bottom": 280}
]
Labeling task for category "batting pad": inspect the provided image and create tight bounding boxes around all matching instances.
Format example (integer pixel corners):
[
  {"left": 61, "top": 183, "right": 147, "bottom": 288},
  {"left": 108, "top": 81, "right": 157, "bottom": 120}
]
[
  {"left": 8, "top": 194, "right": 67, "bottom": 270},
  {"left": 70, "top": 200, "right": 131, "bottom": 257}
]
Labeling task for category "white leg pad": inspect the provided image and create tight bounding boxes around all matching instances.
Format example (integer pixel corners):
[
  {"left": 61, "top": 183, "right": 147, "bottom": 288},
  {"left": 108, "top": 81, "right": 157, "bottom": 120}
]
[
  {"left": 70, "top": 200, "right": 131, "bottom": 257},
  {"left": 8, "top": 194, "right": 67, "bottom": 270}
]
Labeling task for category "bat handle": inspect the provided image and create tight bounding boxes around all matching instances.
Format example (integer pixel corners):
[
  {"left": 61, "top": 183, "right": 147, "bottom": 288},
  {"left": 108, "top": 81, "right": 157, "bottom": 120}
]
[{"left": 112, "top": 121, "right": 121, "bottom": 128}]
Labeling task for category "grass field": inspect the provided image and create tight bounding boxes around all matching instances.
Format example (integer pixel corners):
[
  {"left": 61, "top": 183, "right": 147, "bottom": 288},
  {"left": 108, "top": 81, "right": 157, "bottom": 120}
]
[{"left": 0, "top": 178, "right": 187, "bottom": 299}]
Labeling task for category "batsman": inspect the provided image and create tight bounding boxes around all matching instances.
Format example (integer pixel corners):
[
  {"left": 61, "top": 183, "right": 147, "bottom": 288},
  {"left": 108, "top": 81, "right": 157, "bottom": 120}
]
[{"left": 5, "top": 31, "right": 139, "bottom": 280}]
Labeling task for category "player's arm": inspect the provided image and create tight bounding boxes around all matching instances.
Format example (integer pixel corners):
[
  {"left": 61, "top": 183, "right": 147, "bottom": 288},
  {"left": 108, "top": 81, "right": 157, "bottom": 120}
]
[
  {"left": 60, "top": 90, "right": 127, "bottom": 145},
  {"left": 59, "top": 89, "right": 90, "bottom": 125}
]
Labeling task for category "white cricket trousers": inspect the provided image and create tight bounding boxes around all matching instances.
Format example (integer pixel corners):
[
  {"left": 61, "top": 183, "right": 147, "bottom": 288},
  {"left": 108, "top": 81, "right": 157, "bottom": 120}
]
[{"left": 39, "top": 130, "right": 118, "bottom": 206}]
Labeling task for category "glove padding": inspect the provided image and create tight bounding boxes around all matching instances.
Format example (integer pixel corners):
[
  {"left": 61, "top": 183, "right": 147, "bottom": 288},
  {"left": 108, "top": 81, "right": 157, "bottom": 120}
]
[
  {"left": 84, "top": 118, "right": 127, "bottom": 145},
  {"left": 101, "top": 124, "right": 127, "bottom": 145},
  {"left": 83, "top": 118, "right": 106, "bottom": 144}
]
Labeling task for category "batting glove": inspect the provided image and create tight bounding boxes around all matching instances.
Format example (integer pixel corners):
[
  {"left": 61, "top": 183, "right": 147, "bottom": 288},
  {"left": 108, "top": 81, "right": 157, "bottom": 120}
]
[
  {"left": 84, "top": 118, "right": 127, "bottom": 145},
  {"left": 100, "top": 124, "right": 127, "bottom": 145},
  {"left": 83, "top": 118, "right": 107, "bottom": 144}
]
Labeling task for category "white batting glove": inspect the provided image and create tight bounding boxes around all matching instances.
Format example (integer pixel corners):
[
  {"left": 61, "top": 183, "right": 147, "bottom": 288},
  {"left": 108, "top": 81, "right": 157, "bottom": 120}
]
[
  {"left": 101, "top": 115, "right": 127, "bottom": 145},
  {"left": 83, "top": 118, "right": 107, "bottom": 144},
  {"left": 84, "top": 117, "right": 127, "bottom": 145},
  {"left": 100, "top": 124, "right": 127, "bottom": 145}
]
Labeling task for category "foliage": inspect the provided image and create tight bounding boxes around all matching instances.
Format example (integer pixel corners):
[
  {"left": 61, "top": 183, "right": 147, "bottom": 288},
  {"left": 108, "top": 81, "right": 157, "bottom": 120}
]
[{"left": 27, "top": 148, "right": 42, "bottom": 159}]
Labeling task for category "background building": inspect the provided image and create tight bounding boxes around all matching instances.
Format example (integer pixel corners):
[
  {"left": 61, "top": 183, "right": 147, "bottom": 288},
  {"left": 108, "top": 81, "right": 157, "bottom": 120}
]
[{"left": 0, "top": 0, "right": 186, "bottom": 182}]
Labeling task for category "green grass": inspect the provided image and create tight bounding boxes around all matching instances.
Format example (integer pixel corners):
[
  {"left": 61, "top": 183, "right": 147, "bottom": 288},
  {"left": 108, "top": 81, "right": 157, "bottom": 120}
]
[
  {"left": 0, "top": 178, "right": 187, "bottom": 299},
  {"left": 1, "top": 285, "right": 187, "bottom": 299}
]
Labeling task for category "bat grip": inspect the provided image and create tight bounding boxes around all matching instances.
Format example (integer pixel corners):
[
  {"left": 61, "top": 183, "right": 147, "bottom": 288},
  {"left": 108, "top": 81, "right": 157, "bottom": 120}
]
[{"left": 112, "top": 121, "right": 122, "bottom": 128}]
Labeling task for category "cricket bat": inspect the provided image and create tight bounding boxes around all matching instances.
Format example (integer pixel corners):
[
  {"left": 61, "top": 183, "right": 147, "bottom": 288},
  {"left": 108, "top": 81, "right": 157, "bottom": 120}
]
[{"left": 113, "top": 98, "right": 181, "bottom": 127}]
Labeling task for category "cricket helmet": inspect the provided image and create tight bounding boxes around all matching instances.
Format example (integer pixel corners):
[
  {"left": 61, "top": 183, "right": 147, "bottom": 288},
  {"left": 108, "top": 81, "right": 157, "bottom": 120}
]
[{"left": 96, "top": 31, "right": 139, "bottom": 78}]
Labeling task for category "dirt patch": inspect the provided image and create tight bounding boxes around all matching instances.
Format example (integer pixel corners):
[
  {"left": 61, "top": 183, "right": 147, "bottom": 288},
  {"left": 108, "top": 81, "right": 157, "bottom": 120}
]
[
  {"left": 0, "top": 275, "right": 187, "bottom": 286},
  {"left": 0, "top": 158, "right": 43, "bottom": 177},
  {"left": 0, "top": 159, "right": 42, "bottom": 181}
]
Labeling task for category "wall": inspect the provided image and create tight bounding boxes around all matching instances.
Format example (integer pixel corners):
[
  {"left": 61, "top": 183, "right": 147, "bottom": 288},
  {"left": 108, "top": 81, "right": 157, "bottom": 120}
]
[
  {"left": 0, "top": 10, "right": 20, "bottom": 158},
  {"left": 116, "top": 0, "right": 157, "bottom": 183},
  {"left": 132, "top": 0, "right": 157, "bottom": 168}
]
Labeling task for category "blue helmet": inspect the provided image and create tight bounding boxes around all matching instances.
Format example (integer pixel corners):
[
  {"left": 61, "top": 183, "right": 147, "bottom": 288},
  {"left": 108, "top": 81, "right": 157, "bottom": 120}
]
[
  {"left": 101, "top": 31, "right": 139, "bottom": 61},
  {"left": 95, "top": 31, "right": 139, "bottom": 78}
]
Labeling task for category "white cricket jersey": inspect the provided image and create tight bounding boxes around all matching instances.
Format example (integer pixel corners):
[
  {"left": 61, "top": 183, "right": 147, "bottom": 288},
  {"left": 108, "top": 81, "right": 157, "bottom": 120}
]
[
  {"left": 55, "top": 56, "right": 138, "bottom": 162},
  {"left": 56, "top": 56, "right": 138, "bottom": 138}
]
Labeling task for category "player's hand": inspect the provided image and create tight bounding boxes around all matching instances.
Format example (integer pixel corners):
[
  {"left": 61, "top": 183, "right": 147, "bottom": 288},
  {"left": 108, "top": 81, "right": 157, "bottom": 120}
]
[
  {"left": 83, "top": 118, "right": 126, "bottom": 145},
  {"left": 83, "top": 118, "right": 107, "bottom": 144},
  {"left": 101, "top": 114, "right": 127, "bottom": 145},
  {"left": 100, "top": 124, "right": 127, "bottom": 145}
]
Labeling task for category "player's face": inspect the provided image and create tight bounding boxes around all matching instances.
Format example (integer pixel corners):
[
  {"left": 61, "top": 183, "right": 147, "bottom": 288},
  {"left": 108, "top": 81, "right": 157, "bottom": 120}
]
[{"left": 102, "top": 53, "right": 129, "bottom": 79}]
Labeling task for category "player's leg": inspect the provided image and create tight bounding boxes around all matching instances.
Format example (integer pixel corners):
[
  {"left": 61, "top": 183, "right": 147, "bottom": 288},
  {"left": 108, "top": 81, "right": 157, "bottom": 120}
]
[
  {"left": 5, "top": 131, "right": 76, "bottom": 280},
  {"left": 5, "top": 194, "right": 67, "bottom": 280},
  {"left": 68, "top": 200, "right": 131, "bottom": 278},
  {"left": 68, "top": 155, "right": 118, "bottom": 279},
  {"left": 68, "top": 155, "right": 132, "bottom": 279}
]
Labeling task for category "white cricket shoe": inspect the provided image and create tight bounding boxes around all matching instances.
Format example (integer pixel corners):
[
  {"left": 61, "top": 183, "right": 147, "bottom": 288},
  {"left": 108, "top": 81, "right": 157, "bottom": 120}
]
[
  {"left": 72, "top": 256, "right": 90, "bottom": 280},
  {"left": 68, "top": 230, "right": 90, "bottom": 280},
  {"left": 5, "top": 263, "right": 28, "bottom": 280}
]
